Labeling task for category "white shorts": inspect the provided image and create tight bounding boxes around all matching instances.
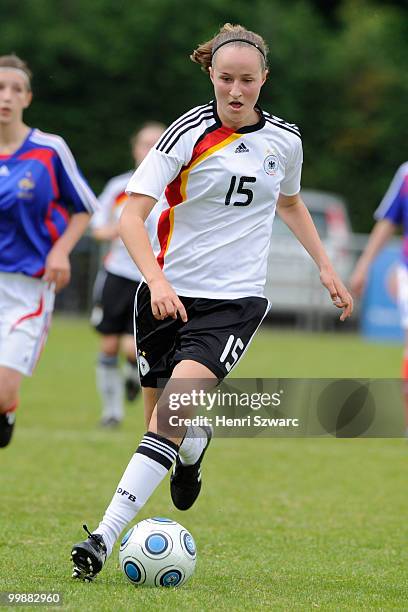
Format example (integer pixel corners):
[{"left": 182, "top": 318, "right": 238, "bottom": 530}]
[
  {"left": 396, "top": 264, "right": 408, "bottom": 329},
  {"left": 0, "top": 273, "right": 55, "bottom": 376}
]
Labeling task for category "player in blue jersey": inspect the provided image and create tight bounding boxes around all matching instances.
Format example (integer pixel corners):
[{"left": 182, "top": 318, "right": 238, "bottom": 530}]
[
  {"left": 351, "top": 162, "right": 408, "bottom": 433},
  {"left": 0, "top": 54, "right": 98, "bottom": 448}
]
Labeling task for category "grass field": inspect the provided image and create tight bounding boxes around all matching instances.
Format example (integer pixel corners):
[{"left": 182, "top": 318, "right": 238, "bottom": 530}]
[{"left": 1, "top": 317, "right": 407, "bottom": 610}]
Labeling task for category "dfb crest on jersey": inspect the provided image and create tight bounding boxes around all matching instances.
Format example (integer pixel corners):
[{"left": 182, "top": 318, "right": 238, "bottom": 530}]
[
  {"left": 90, "top": 305, "right": 104, "bottom": 327},
  {"left": 263, "top": 154, "right": 279, "bottom": 176},
  {"left": 138, "top": 351, "right": 150, "bottom": 376}
]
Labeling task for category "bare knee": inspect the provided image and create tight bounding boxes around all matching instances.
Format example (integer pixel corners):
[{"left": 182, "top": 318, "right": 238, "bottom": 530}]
[
  {"left": 144, "top": 387, "right": 158, "bottom": 430},
  {"left": 0, "top": 367, "right": 22, "bottom": 412},
  {"left": 100, "top": 335, "right": 120, "bottom": 356},
  {"left": 121, "top": 334, "right": 136, "bottom": 361}
]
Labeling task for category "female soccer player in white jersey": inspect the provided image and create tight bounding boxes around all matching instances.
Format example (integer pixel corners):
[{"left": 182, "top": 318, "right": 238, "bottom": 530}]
[
  {"left": 71, "top": 24, "right": 353, "bottom": 581},
  {"left": 90, "top": 123, "right": 166, "bottom": 428},
  {"left": 0, "top": 55, "right": 98, "bottom": 448}
]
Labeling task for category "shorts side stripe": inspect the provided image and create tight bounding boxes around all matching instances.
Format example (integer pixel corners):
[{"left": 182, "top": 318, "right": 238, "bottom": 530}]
[
  {"left": 133, "top": 281, "right": 143, "bottom": 379},
  {"left": 29, "top": 311, "right": 52, "bottom": 375},
  {"left": 227, "top": 298, "right": 271, "bottom": 375},
  {"left": 28, "top": 283, "right": 55, "bottom": 374},
  {"left": 10, "top": 295, "right": 44, "bottom": 332}
]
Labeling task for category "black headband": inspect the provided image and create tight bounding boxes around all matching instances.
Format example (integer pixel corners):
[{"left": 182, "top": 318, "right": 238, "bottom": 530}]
[{"left": 211, "top": 38, "right": 266, "bottom": 60}]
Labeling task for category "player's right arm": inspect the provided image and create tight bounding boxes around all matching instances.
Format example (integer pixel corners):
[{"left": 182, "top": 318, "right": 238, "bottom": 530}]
[
  {"left": 119, "top": 195, "right": 187, "bottom": 322},
  {"left": 120, "top": 112, "right": 200, "bottom": 322}
]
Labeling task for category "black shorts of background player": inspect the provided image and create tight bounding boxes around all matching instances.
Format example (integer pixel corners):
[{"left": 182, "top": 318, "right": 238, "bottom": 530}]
[
  {"left": 71, "top": 23, "right": 353, "bottom": 581},
  {"left": 90, "top": 122, "right": 166, "bottom": 427}
]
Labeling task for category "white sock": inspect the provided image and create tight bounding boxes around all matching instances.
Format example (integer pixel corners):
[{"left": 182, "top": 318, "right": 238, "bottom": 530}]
[
  {"left": 96, "top": 354, "right": 124, "bottom": 420},
  {"left": 94, "top": 431, "right": 178, "bottom": 556},
  {"left": 178, "top": 425, "right": 209, "bottom": 466}
]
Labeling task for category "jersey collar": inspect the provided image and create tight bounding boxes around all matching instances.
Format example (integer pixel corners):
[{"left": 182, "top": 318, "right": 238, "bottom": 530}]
[
  {"left": 0, "top": 128, "right": 34, "bottom": 160},
  {"left": 212, "top": 100, "right": 266, "bottom": 134}
]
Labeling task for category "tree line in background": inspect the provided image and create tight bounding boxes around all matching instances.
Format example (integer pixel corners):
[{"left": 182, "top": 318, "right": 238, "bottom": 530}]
[{"left": 2, "top": 0, "right": 407, "bottom": 231}]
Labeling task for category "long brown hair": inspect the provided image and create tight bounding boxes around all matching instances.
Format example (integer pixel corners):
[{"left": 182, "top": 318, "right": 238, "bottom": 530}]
[{"left": 191, "top": 23, "right": 268, "bottom": 74}]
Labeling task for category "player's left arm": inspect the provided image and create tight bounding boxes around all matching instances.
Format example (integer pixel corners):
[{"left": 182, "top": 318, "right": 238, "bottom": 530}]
[
  {"left": 44, "top": 212, "right": 91, "bottom": 292},
  {"left": 277, "top": 192, "right": 353, "bottom": 321},
  {"left": 45, "top": 136, "right": 99, "bottom": 291}
]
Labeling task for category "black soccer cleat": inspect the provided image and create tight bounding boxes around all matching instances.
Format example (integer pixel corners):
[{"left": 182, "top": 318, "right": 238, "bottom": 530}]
[
  {"left": 0, "top": 411, "right": 16, "bottom": 448},
  {"left": 124, "top": 361, "right": 141, "bottom": 402},
  {"left": 71, "top": 525, "right": 107, "bottom": 582},
  {"left": 170, "top": 426, "right": 212, "bottom": 511},
  {"left": 124, "top": 378, "right": 141, "bottom": 402}
]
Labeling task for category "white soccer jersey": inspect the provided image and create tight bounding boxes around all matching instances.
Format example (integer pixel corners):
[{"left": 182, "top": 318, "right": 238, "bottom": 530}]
[
  {"left": 92, "top": 171, "right": 159, "bottom": 282},
  {"left": 126, "top": 101, "right": 303, "bottom": 299}
]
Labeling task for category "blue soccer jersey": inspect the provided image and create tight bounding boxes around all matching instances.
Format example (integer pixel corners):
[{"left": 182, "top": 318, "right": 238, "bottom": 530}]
[
  {"left": 375, "top": 162, "right": 408, "bottom": 267},
  {"left": 0, "top": 128, "right": 98, "bottom": 277}
]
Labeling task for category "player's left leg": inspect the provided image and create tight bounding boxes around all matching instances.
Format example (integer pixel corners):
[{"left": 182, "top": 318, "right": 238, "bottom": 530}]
[
  {"left": 0, "top": 366, "right": 21, "bottom": 448},
  {"left": 168, "top": 294, "right": 270, "bottom": 509},
  {"left": 71, "top": 359, "right": 215, "bottom": 581},
  {"left": 169, "top": 360, "right": 214, "bottom": 511}
]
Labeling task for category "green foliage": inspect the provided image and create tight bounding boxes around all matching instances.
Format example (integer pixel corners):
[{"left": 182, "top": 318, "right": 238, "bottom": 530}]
[{"left": 1, "top": 0, "right": 406, "bottom": 230}]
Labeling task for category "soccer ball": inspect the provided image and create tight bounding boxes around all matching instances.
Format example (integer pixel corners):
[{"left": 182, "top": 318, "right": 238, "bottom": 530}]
[{"left": 119, "top": 517, "right": 197, "bottom": 587}]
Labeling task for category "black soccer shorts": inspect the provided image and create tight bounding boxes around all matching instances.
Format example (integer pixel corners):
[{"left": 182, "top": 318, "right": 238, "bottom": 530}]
[
  {"left": 134, "top": 282, "right": 270, "bottom": 387},
  {"left": 91, "top": 270, "right": 141, "bottom": 336}
]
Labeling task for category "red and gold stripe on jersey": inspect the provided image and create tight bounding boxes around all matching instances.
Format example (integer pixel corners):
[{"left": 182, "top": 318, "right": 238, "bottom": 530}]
[{"left": 157, "top": 126, "right": 241, "bottom": 268}]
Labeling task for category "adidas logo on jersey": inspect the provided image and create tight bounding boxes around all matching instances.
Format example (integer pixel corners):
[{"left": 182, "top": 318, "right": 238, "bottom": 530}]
[
  {"left": 234, "top": 142, "right": 249, "bottom": 153},
  {"left": 0, "top": 165, "right": 10, "bottom": 176}
]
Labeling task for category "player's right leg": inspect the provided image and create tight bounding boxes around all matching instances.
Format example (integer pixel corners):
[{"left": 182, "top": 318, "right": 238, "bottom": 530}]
[
  {"left": 71, "top": 284, "right": 195, "bottom": 581},
  {"left": 71, "top": 526, "right": 107, "bottom": 582},
  {"left": 71, "top": 358, "right": 214, "bottom": 581},
  {"left": 141, "top": 386, "right": 157, "bottom": 429},
  {"left": 0, "top": 273, "right": 55, "bottom": 448},
  {"left": 96, "top": 335, "right": 123, "bottom": 427}
]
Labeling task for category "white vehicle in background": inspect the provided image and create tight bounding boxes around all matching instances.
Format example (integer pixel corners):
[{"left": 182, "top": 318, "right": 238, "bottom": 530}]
[{"left": 266, "top": 189, "right": 355, "bottom": 328}]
